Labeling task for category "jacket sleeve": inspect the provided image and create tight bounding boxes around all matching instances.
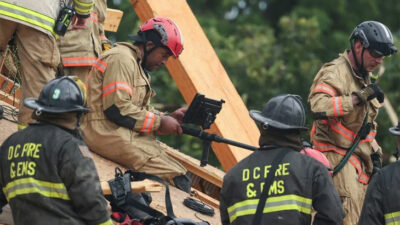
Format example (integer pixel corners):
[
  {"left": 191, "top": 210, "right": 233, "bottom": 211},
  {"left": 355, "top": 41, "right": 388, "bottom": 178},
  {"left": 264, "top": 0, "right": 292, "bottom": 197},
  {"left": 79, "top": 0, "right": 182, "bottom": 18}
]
[
  {"left": 101, "top": 54, "right": 161, "bottom": 133},
  {"left": 358, "top": 171, "right": 385, "bottom": 225},
  {"left": 312, "top": 164, "right": 345, "bottom": 225},
  {"left": 309, "top": 71, "right": 354, "bottom": 119},
  {"left": 58, "top": 140, "right": 112, "bottom": 225},
  {"left": 73, "top": 0, "right": 94, "bottom": 18},
  {"left": 0, "top": 188, "right": 6, "bottom": 213},
  {"left": 220, "top": 188, "right": 231, "bottom": 224}
]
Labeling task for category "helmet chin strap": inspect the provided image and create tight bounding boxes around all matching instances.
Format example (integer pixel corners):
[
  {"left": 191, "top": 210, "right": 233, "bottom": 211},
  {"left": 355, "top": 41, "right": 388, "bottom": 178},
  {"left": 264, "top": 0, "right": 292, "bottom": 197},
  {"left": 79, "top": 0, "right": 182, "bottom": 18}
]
[
  {"left": 141, "top": 44, "right": 159, "bottom": 70},
  {"left": 350, "top": 40, "right": 368, "bottom": 78}
]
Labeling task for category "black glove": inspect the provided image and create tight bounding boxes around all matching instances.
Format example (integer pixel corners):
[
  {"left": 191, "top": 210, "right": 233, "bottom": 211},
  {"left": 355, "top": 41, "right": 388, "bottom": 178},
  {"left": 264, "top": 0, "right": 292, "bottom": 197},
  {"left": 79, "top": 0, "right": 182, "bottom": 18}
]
[
  {"left": 370, "top": 152, "right": 382, "bottom": 178},
  {"left": 353, "top": 83, "right": 385, "bottom": 104}
]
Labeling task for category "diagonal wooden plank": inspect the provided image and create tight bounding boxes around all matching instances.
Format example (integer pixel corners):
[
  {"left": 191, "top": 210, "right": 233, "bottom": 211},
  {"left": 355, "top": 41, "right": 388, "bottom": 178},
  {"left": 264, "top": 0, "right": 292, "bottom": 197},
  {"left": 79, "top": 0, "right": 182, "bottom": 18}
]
[{"left": 130, "top": 0, "right": 259, "bottom": 171}]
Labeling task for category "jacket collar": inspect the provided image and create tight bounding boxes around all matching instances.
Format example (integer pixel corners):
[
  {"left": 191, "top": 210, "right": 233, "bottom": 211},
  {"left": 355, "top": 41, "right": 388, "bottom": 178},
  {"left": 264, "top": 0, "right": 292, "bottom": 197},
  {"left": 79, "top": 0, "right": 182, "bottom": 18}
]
[{"left": 342, "top": 50, "right": 371, "bottom": 86}]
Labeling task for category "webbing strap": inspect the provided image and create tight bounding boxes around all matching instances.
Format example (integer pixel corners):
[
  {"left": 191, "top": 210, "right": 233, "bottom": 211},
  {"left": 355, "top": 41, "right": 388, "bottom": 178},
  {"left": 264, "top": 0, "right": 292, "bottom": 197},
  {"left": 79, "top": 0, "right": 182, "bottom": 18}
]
[
  {"left": 125, "top": 170, "right": 176, "bottom": 219},
  {"left": 333, "top": 111, "right": 369, "bottom": 176},
  {"left": 251, "top": 148, "right": 290, "bottom": 225}
]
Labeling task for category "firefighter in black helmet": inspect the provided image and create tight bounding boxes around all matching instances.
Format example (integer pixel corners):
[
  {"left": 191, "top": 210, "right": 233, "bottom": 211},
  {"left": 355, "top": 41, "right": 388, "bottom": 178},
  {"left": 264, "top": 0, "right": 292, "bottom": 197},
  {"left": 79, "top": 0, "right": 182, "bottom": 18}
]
[
  {"left": 349, "top": 21, "right": 397, "bottom": 77},
  {"left": 309, "top": 20, "right": 397, "bottom": 225},
  {"left": 220, "top": 94, "right": 345, "bottom": 225},
  {"left": 358, "top": 122, "right": 400, "bottom": 225},
  {"left": 0, "top": 76, "right": 112, "bottom": 225}
]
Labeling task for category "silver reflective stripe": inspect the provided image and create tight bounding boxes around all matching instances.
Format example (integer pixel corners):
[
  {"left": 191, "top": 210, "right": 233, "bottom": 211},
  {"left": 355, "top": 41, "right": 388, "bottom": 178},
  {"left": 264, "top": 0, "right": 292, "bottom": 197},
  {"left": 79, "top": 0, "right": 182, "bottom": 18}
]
[
  {"left": 0, "top": 1, "right": 54, "bottom": 33},
  {"left": 227, "top": 194, "right": 312, "bottom": 223},
  {"left": 3, "top": 177, "right": 70, "bottom": 201}
]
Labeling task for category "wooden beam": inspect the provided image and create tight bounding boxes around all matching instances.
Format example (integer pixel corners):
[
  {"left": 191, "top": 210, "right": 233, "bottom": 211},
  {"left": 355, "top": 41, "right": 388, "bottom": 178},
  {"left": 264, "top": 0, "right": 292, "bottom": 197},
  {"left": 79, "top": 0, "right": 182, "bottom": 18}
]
[
  {"left": 101, "top": 179, "right": 163, "bottom": 195},
  {"left": 163, "top": 144, "right": 224, "bottom": 188},
  {"left": 130, "top": 0, "right": 258, "bottom": 171},
  {"left": 104, "top": 8, "right": 123, "bottom": 32},
  {"left": 191, "top": 187, "right": 220, "bottom": 208}
]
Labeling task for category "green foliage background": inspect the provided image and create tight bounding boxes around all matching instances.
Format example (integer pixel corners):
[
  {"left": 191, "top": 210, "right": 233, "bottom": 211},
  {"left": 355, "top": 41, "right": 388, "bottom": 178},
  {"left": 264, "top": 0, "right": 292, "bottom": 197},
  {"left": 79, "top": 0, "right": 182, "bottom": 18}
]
[{"left": 106, "top": 0, "right": 400, "bottom": 169}]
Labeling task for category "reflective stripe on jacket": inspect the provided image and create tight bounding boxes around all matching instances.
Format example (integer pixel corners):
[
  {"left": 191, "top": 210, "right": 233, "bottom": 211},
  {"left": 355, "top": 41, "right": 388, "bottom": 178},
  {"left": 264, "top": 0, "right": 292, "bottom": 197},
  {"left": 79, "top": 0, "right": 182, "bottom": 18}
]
[
  {"left": 220, "top": 147, "right": 345, "bottom": 225},
  {"left": 58, "top": 0, "right": 107, "bottom": 66},
  {"left": 0, "top": 0, "right": 93, "bottom": 36},
  {"left": 0, "top": 123, "right": 112, "bottom": 225},
  {"left": 83, "top": 42, "right": 161, "bottom": 133},
  {"left": 359, "top": 162, "right": 400, "bottom": 225},
  {"left": 308, "top": 51, "right": 382, "bottom": 179}
]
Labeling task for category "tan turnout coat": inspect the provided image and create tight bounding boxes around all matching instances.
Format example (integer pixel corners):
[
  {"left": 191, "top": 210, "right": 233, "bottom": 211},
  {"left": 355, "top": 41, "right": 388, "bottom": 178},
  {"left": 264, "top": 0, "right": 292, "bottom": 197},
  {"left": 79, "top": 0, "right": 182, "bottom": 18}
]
[
  {"left": 82, "top": 43, "right": 186, "bottom": 184},
  {"left": 308, "top": 51, "right": 382, "bottom": 225}
]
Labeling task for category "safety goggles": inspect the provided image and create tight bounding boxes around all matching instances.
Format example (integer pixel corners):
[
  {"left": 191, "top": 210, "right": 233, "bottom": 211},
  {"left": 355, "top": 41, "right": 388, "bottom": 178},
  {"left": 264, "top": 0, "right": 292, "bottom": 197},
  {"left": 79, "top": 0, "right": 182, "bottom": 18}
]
[{"left": 367, "top": 48, "right": 384, "bottom": 59}]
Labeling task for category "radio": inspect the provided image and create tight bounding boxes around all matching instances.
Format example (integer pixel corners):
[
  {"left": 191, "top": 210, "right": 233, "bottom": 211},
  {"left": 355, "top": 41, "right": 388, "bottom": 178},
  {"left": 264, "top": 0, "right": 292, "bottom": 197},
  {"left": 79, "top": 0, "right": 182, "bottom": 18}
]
[{"left": 54, "top": 6, "right": 75, "bottom": 36}]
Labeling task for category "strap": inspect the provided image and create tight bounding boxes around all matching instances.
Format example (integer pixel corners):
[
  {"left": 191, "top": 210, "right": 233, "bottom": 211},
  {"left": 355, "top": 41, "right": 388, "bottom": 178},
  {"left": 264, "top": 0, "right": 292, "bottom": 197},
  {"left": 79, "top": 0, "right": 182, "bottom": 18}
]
[
  {"left": 333, "top": 111, "right": 369, "bottom": 176},
  {"left": 125, "top": 170, "right": 176, "bottom": 219},
  {"left": 251, "top": 148, "right": 290, "bottom": 225}
]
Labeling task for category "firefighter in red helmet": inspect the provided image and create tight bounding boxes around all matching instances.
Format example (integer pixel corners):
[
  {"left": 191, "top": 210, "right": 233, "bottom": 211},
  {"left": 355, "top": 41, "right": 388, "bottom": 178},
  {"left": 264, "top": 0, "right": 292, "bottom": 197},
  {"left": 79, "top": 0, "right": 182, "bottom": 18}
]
[{"left": 81, "top": 17, "right": 191, "bottom": 192}]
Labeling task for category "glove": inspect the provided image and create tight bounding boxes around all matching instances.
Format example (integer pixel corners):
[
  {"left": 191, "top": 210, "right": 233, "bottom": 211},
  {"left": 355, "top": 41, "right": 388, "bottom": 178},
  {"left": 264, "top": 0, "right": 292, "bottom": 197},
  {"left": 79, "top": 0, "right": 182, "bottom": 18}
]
[
  {"left": 353, "top": 83, "right": 385, "bottom": 105},
  {"left": 370, "top": 152, "right": 382, "bottom": 178}
]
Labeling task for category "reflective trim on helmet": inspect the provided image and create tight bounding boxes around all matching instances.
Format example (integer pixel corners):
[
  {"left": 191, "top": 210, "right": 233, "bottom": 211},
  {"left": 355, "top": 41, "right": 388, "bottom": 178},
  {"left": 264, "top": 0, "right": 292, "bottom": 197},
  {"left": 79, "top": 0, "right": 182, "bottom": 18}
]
[
  {"left": 227, "top": 194, "right": 312, "bottom": 223},
  {"left": 102, "top": 81, "right": 133, "bottom": 98},
  {"left": 313, "top": 140, "right": 369, "bottom": 184}
]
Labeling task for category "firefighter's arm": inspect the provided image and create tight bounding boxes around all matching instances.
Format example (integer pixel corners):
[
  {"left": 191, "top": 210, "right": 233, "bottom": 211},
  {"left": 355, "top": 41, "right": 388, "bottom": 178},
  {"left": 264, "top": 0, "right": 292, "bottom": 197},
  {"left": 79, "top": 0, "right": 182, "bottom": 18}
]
[
  {"left": 219, "top": 178, "right": 232, "bottom": 225},
  {"left": 0, "top": 188, "right": 7, "bottom": 213},
  {"left": 358, "top": 171, "right": 385, "bottom": 225},
  {"left": 101, "top": 56, "right": 162, "bottom": 134},
  {"left": 59, "top": 141, "right": 112, "bottom": 225},
  {"left": 99, "top": 24, "right": 112, "bottom": 52},
  {"left": 309, "top": 72, "right": 354, "bottom": 118},
  {"left": 312, "top": 164, "right": 346, "bottom": 225},
  {"left": 73, "top": 0, "right": 94, "bottom": 18}
]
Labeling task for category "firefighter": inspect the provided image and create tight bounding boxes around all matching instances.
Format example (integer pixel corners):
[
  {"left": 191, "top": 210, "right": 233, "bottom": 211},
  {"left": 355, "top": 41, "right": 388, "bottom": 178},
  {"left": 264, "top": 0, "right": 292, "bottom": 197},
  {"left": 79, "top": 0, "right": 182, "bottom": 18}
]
[
  {"left": 308, "top": 20, "right": 397, "bottom": 225},
  {"left": 58, "top": 0, "right": 110, "bottom": 84},
  {"left": 220, "top": 94, "right": 345, "bottom": 225},
  {"left": 81, "top": 17, "right": 191, "bottom": 192},
  {"left": 357, "top": 122, "right": 400, "bottom": 225},
  {"left": 0, "top": 76, "right": 112, "bottom": 225},
  {"left": 0, "top": 0, "right": 94, "bottom": 130}
]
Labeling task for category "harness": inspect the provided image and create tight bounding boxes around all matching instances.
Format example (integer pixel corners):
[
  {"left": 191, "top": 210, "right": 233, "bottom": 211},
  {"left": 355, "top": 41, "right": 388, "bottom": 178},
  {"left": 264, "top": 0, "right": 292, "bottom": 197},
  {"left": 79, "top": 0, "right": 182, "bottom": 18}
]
[{"left": 107, "top": 168, "right": 210, "bottom": 225}]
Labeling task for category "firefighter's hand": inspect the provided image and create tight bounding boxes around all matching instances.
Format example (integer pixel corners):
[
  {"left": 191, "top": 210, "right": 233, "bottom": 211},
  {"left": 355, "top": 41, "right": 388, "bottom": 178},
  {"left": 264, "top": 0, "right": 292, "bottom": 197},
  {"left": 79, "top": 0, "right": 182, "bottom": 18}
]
[
  {"left": 158, "top": 115, "right": 183, "bottom": 135},
  {"left": 71, "top": 16, "right": 87, "bottom": 29},
  {"left": 169, "top": 107, "right": 187, "bottom": 124},
  {"left": 353, "top": 83, "right": 385, "bottom": 105}
]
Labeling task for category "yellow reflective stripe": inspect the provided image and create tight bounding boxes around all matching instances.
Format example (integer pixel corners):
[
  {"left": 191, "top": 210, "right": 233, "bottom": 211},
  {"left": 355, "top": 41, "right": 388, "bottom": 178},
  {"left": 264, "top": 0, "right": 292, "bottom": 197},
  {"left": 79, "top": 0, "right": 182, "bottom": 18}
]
[
  {"left": 73, "top": 0, "right": 93, "bottom": 14},
  {"left": 17, "top": 124, "right": 27, "bottom": 130},
  {"left": 227, "top": 194, "right": 312, "bottom": 223},
  {"left": 3, "top": 177, "right": 70, "bottom": 201},
  {"left": 74, "top": 0, "right": 94, "bottom": 7},
  {"left": 0, "top": 1, "right": 55, "bottom": 35},
  {"left": 98, "top": 219, "right": 113, "bottom": 225},
  {"left": 385, "top": 211, "right": 400, "bottom": 225}
]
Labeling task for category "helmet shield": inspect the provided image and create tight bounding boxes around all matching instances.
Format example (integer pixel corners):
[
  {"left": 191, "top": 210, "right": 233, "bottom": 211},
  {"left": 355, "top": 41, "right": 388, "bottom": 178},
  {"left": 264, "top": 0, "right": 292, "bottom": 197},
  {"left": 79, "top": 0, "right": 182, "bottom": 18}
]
[
  {"left": 24, "top": 77, "right": 89, "bottom": 114},
  {"left": 250, "top": 94, "right": 308, "bottom": 130},
  {"left": 350, "top": 21, "right": 397, "bottom": 56}
]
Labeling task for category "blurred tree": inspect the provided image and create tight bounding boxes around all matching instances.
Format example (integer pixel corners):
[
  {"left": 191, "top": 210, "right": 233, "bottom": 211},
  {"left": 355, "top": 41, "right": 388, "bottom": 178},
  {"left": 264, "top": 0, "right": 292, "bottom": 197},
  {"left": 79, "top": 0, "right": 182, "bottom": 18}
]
[{"left": 106, "top": 0, "right": 400, "bottom": 169}]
